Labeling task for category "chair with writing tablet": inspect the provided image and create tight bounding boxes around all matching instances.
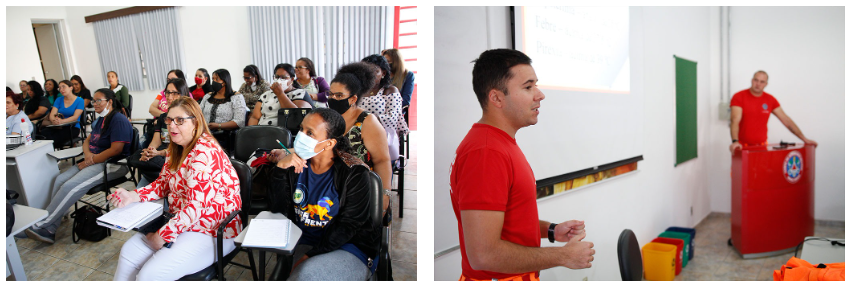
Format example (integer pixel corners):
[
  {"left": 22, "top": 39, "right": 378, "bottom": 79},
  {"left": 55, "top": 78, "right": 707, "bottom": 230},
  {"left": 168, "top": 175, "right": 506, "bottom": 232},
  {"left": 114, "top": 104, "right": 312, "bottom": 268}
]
[{"left": 179, "top": 159, "right": 257, "bottom": 281}]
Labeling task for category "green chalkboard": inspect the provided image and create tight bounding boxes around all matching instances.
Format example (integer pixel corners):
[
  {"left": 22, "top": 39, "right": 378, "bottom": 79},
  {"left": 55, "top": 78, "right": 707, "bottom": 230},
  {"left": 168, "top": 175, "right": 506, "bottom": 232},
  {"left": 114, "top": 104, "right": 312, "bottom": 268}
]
[{"left": 675, "top": 56, "right": 697, "bottom": 166}]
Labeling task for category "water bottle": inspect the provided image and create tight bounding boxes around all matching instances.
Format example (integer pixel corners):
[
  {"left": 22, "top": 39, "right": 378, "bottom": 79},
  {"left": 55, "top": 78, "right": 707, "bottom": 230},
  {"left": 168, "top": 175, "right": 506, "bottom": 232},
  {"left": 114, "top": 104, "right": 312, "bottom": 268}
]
[{"left": 20, "top": 118, "right": 33, "bottom": 145}]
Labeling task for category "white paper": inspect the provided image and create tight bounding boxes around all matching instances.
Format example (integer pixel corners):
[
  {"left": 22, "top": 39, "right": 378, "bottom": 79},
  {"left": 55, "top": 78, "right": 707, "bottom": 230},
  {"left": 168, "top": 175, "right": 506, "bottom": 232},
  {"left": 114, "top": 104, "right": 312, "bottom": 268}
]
[
  {"left": 97, "top": 202, "right": 162, "bottom": 231},
  {"left": 241, "top": 219, "right": 290, "bottom": 248}
]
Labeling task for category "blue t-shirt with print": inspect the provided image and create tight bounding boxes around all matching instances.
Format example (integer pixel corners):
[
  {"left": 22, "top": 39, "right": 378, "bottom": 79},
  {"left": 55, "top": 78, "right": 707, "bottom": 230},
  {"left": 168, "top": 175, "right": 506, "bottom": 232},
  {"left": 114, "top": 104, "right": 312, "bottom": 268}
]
[
  {"left": 88, "top": 112, "right": 133, "bottom": 161},
  {"left": 293, "top": 160, "right": 370, "bottom": 269},
  {"left": 53, "top": 95, "right": 85, "bottom": 129}
]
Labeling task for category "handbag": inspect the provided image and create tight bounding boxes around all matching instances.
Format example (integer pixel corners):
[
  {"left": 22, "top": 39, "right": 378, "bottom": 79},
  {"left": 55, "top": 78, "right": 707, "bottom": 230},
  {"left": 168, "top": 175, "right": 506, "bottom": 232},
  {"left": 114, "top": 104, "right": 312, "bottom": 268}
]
[{"left": 70, "top": 205, "right": 109, "bottom": 243}]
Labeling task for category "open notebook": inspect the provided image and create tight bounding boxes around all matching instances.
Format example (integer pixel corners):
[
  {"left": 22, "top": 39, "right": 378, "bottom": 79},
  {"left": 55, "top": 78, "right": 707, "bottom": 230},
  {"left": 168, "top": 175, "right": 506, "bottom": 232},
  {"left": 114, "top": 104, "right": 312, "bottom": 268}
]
[
  {"left": 241, "top": 219, "right": 291, "bottom": 249},
  {"left": 97, "top": 202, "right": 162, "bottom": 232}
]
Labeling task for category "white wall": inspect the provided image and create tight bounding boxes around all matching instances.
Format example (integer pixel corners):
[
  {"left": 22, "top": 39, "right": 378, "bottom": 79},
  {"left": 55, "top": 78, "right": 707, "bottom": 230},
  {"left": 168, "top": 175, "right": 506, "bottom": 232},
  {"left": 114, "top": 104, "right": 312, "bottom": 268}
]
[
  {"left": 5, "top": 7, "right": 69, "bottom": 90},
  {"left": 706, "top": 7, "right": 845, "bottom": 221},
  {"left": 434, "top": 6, "right": 715, "bottom": 281}
]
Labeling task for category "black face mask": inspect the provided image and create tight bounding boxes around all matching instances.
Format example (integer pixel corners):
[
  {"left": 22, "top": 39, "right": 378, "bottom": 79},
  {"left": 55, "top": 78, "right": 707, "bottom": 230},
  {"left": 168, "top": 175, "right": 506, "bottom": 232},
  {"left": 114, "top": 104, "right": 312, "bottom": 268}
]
[
  {"left": 212, "top": 81, "right": 223, "bottom": 93},
  {"left": 328, "top": 96, "right": 352, "bottom": 115}
]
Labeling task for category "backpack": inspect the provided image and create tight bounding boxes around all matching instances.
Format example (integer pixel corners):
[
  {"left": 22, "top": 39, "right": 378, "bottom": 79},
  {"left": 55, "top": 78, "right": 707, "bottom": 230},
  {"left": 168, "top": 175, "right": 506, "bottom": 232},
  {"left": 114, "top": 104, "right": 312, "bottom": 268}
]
[{"left": 70, "top": 205, "right": 109, "bottom": 243}]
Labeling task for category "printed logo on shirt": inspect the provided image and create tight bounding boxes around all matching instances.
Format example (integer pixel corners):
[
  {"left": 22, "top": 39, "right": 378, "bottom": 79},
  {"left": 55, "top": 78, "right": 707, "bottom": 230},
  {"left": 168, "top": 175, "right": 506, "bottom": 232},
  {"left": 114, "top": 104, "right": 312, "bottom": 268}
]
[
  {"left": 293, "top": 187, "right": 305, "bottom": 204},
  {"left": 783, "top": 150, "right": 803, "bottom": 184},
  {"left": 762, "top": 103, "right": 768, "bottom": 110}
]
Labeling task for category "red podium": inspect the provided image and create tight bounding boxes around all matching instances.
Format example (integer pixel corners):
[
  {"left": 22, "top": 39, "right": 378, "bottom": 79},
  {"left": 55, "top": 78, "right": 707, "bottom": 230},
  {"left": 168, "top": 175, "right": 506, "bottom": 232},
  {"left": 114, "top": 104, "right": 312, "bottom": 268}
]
[{"left": 731, "top": 143, "right": 815, "bottom": 258}]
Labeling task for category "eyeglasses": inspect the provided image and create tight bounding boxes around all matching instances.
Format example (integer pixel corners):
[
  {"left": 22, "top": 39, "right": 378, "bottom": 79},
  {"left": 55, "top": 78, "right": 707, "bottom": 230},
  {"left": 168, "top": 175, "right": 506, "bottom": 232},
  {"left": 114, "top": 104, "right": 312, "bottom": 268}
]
[
  {"left": 164, "top": 116, "right": 195, "bottom": 126},
  {"left": 164, "top": 91, "right": 180, "bottom": 96},
  {"left": 243, "top": 76, "right": 254, "bottom": 80},
  {"left": 92, "top": 99, "right": 107, "bottom": 104},
  {"left": 295, "top": 66, "right": 309, "bottom": 70},
  {"left": 274, "top": 75, "right": 291, "bottom": 80},
  {"left": 328, "top": 92, "right": 351, "bottom": 100}
]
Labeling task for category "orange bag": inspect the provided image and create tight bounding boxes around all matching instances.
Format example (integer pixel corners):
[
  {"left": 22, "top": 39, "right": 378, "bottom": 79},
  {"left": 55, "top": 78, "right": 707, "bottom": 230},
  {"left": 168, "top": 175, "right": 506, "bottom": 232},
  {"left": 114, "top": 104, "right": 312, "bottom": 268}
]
[{"left": 773, "top": 257, "right": 845, "bottom": 281}]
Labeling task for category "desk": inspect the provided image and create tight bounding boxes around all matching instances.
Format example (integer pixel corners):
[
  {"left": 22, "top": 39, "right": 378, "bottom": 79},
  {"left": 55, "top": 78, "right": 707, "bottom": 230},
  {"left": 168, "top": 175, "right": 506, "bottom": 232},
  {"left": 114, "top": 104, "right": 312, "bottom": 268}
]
[
  {"left": 6, "top": 140, "right": 58, "bottom": 209},
  {"left": 800, "top": 237, "right": 844, "bottom": 264},
  {"left": 6, "top": 205, "right": 48, "bottom": 281},
  {"left": 235, "top": 211, "right": 301, "bottom": 281}
]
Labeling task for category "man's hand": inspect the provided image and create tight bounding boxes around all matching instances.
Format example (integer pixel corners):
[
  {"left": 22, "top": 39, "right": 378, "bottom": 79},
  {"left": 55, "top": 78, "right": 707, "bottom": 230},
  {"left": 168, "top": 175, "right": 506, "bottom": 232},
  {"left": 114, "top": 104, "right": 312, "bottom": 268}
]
[
  {"left": 553, "top": 220, "right": 585, "bottom": 242},
  {"left": 729, "top": 142, "right": 742, "bottom": 153},
  {"left": 560, "top": 232, "right": 595, "bottom": 269},
  {"left": 804, "top": 138, "right": 818, "bottom": 147}
]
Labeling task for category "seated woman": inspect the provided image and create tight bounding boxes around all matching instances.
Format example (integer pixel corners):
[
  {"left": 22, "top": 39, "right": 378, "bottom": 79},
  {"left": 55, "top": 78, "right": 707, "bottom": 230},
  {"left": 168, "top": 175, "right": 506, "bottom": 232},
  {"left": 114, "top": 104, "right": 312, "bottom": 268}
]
[
  {"left": 23, "top": 81, "right": 50, "bottom": 121},
  {"left": 149, "top": 70, "right": 185, "bottom": 118},
  {"left": 40, "top": 80, "right": 85, "bottom": 149},
  {"left": 238, "top": 64, "right": 270, "bottom": 111},
  {"left": 267, "top": 108, "right": 380, "bottom": 280},
  {"left": 199, "top": 69, "right": 246, "bottom": 152},
  {"left": 293, "top": 57, "right": 331, "bottom": 108},
  {"left": 24, "top": 89, "right": 132, "bottom": 243},
  {"left": 360, "top": 54, "right": 409, "bottom": 138},
  {"left": 127, "top": 78, "right": 187, "bottom": 188},
  {"left": 6, "top": 91, "right": 33, "bottom": 135},
  {"left": 248, "top": 63, "right": 312, "bottom": 126},
  {"left": 327, "top": 62, "right": 393, "bottom": 213},
  {"left": 382, "top": 49, "right": 416, "bottom": 114},
  {"left": 44, "top": 79, "right": 61, "bottom": 106},
  {"left": 110, "top": 97, "right": 243, "bottom": 281},
  {"left": 189, "top": 68, "right": 212, "bottom": 101},
  {"left": 107, "top": 71, "right": 131, "bottom": 109},
  {"left": 70, "top": 75, "right": 92, "bottom": 108}
]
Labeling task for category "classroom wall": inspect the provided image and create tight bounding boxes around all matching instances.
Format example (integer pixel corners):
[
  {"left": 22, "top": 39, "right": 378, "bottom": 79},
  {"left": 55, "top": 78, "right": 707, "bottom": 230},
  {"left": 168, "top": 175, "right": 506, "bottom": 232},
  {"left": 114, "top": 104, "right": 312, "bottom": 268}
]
[
  {"left": 5, "top": 7, "right": 71, "bottom": 90},
  {"left": 434, "top": 6, "right": 715, "bottom": 281},
  {"left": 706, "top": 6, "right": 845, "bottom": 221}
]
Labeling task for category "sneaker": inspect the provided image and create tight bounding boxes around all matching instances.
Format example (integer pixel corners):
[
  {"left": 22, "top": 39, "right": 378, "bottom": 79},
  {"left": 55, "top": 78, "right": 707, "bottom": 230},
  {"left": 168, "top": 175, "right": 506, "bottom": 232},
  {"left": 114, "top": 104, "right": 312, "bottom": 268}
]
[
  {"left": 25, "top": 227, "right": 56, "bottom": 244},
  {"left": 14, "top": 230, "right": 27, "bottom": 239}
]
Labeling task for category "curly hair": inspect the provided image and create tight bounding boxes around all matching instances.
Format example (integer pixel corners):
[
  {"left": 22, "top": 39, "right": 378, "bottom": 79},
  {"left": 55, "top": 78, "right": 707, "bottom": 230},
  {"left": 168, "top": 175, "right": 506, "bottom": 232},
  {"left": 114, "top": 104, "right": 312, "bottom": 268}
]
[
  {"left": 361, "top": 54, "right": 393, "bottom": 89},
  {"left": 331, "top": 62, "right": 378, "bottom": 105},
  {"left": 307, "top": 108, "right": 352, "bottom": 156}
]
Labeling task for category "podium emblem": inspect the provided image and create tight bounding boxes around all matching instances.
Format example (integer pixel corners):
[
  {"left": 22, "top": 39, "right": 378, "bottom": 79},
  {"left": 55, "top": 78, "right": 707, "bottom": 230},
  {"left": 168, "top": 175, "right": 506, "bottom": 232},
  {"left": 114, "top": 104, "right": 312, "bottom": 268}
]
[{"left": 783, "top": 151, "right": 803, "bottom": 183}]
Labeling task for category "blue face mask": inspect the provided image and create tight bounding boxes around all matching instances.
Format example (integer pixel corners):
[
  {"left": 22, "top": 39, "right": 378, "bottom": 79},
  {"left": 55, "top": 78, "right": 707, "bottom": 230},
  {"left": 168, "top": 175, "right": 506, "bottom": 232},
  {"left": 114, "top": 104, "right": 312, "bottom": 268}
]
[{"left": 294, "top": 131, "right": 330, "bottom": 160}]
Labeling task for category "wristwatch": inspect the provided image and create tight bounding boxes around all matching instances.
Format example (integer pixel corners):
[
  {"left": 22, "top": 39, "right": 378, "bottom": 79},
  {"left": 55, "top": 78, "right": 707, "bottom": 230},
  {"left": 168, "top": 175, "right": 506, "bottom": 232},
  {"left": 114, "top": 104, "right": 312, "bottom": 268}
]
[
  {"left": 548, "top": 223, "right": 557, "bottom": 243},
  {"left": 383, "top": 189, "right": 392, "bottom": 197},
  {"left": 732, "top": 139, "right": 738, "bottom": 143}
]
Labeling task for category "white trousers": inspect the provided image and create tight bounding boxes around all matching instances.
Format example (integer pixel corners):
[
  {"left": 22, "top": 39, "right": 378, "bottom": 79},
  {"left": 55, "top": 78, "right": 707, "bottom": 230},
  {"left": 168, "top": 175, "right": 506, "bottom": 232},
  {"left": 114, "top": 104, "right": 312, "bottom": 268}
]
[{"left": 114, "top": 232, "right": 236, "bottom": 281}]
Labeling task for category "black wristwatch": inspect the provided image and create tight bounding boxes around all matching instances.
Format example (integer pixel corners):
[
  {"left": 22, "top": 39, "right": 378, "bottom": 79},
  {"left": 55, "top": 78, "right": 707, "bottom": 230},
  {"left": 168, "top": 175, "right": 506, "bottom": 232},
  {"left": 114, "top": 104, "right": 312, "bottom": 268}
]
[
  {"left": 548, "top": 223, "right": 557, "bottom": 243},
  {"left": 732, "top": 139, "right": 738, "bottom": 143}
]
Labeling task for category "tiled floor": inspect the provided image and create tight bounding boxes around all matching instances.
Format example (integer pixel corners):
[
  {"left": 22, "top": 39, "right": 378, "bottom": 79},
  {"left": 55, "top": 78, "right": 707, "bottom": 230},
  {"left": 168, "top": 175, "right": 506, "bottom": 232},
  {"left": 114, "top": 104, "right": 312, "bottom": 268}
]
[
  {"left": 13, "top": 131, "right": 418, "bottom": 281},
  {"left": 674, "top": 212, "right": 844, "bottom": 281}
]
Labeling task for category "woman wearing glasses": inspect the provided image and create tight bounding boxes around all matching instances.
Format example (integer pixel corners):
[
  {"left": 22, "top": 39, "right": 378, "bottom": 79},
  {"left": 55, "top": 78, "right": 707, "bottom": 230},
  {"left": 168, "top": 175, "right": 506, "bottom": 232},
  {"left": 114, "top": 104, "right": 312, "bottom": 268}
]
[
  {"left": 111, "top": 97, "right": 243, "bottom": 281},
  {"left": 294, "top": 57, "right": 331, "bottom": 108},
  {"left": 127, "top": 78, "right": 188, "bottom": 188},
  {"left": 199, "top": 69, "right": 246, "bottom": 152},
  {"left": 149, "top": 69, "right": 186, "bottom": 118},
  {"left": 25, "top": 89, "right": 132, "bottom": 244},
  {"left": 238, "top": 64, "right": 270, "bottom": 111},
  {"left": 248, "top": 63, "right": 312, "bottom": 126},
  {"left": 327, "top": 62, "right": 393, "bottom": 213}
]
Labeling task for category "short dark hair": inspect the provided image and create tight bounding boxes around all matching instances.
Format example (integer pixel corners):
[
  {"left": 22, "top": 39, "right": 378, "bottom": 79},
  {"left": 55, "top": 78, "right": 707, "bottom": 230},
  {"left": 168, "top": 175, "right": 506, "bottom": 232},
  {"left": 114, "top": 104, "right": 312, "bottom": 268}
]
[
  {"left": 361, "top": 54, "right": 393, "bottom": 89},
  {"left": 164, "top": 78, "right": 190, "bottom": 97},
  {"left": 332, "top": 62, "right": 377, "bottom": 105},
  {"left": 274, "top": 63, "right": 296, "bottom": 79},
  {"left": 471, "top": 49, "right": 532, "bottom": 109},
  {"left": 297, "top": 57, "right": 317, "bottom": 78},
  {"left": 7, "top": 90, "right": 24, "bottom": 110}
]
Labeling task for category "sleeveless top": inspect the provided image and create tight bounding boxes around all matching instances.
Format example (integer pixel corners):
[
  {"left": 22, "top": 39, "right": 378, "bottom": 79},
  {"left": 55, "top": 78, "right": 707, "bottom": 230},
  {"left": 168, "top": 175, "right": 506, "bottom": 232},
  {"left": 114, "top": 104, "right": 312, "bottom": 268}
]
[{"left": 346, "top": 111, "right": 373, "bottom": 167}]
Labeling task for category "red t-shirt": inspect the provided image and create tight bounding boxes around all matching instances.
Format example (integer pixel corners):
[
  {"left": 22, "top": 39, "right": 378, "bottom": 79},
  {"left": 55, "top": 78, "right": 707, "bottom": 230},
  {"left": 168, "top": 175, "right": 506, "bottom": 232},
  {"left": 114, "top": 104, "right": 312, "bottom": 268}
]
[
  {"left": 730, "top": 89, "right": 780, "bottom": 145},
  {"left": 450, "top": 123, "right": 541, "bottom": 280}
]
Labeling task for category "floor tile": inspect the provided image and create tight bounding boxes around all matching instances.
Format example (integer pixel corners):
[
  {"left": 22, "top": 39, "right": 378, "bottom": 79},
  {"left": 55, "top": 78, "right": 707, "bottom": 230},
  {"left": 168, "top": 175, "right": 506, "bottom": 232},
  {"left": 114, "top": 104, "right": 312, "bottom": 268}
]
[
  {"left": 21, "top": 249, "right": 61, "bottom": 280},
  {"left": 33, "top": 259, "right": 95, "bottom": 281},
  {"left": 390, "top": 260, "right": 417, "bottom": 281},
  {"left": 84, "top": 270, "right": 114, "bottom": 281},
  {"left": 97, "top": 253, "right": 120, "bottom": 275},
  {"left": 392, "top": 209, "right": 417, "bottom": 234},
  {"left": 63, "top": 237, "right": 124, "bottom": 268},
  {"left": 391, "top": 231, "right": 417, "bottom": 264}
]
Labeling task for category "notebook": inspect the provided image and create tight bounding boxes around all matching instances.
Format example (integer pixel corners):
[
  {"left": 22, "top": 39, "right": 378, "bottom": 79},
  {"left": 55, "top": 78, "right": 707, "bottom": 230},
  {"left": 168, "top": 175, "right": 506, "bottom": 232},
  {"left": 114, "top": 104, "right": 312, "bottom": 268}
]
[
  {"left": 241, "top": 219, "right": 291, "bottom": 249},
  {"left": 97, "top": 202, "right": 163, "bottom": 232}
]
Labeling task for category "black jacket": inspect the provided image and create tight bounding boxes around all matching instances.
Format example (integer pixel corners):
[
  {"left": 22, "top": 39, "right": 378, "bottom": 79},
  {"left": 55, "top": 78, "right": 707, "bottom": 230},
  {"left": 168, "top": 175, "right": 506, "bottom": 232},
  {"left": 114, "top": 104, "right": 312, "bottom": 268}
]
[{"left": 269, "top": 156, "right": 380, "bottom": 259}]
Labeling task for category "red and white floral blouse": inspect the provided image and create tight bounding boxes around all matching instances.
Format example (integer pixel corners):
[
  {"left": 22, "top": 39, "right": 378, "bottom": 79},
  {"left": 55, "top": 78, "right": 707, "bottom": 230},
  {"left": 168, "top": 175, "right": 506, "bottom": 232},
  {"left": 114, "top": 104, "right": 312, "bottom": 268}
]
[{"left": 136, "top": 134, "right": 243, "bottom": 243}]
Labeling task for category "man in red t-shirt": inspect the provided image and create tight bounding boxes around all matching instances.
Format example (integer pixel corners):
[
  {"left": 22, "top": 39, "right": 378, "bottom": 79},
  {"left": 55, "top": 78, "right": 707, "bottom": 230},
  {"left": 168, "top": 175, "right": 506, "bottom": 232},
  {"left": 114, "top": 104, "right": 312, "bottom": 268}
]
[
  {"left": 449, "top": 49, "right": 595, "bottom": 281},
  {"left": 729, "top": 70, "right": 818, "bottom": 152}
]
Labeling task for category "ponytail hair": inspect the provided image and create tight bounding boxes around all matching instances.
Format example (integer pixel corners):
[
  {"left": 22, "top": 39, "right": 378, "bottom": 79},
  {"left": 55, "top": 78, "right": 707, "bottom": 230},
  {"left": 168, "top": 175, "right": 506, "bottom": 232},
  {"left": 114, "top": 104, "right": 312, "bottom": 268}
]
[
  {"left": 93, "top": 88, "right": 127, "bottom": 132},
  {"left": 307, "top": 108, "right": 352, "bottom": 156}
]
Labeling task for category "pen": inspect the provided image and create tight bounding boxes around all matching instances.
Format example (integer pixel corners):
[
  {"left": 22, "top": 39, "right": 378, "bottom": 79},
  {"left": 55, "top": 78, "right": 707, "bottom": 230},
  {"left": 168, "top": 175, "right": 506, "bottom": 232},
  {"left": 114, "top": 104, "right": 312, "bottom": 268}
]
[{"left": 276, "top": 140, "right": 291, "bottom": 156}]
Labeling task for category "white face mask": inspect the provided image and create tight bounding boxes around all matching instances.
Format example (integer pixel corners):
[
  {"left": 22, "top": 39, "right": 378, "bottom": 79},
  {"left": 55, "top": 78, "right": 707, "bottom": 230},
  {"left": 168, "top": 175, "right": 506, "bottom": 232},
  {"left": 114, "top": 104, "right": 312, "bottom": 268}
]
[
  {"left": 275, "top": 78, "right": 290, "bottom": 90},
  {"left": 96, "top": 107, "right": 110, "bottom": 119},
  {"left": 293, "top": 131, "right": 329, "bottom": 160}
]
